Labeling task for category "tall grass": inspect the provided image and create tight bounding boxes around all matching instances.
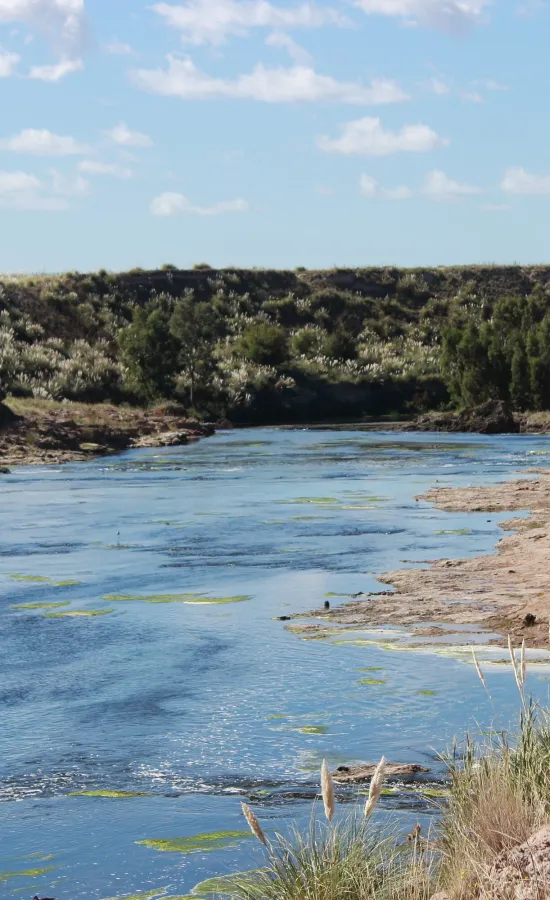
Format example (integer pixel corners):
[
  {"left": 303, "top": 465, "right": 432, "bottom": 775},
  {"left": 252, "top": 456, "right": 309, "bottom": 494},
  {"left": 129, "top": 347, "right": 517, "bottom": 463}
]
[{"left": 233, "top": 641, "right": 550, "bottom": 900}]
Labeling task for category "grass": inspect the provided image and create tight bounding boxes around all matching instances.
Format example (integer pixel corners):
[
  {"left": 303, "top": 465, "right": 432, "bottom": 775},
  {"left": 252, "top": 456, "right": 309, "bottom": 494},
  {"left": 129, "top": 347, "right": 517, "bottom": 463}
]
[{"left": 225, "top": 641, "right": 550, "bottom": 900}]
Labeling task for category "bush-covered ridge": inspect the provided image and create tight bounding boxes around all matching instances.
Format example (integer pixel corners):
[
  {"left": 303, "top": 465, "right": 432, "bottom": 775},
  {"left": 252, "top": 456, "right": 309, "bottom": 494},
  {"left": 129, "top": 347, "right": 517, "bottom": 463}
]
[{"left": 3, "top": 265, "right": 550, "bottom": 421}]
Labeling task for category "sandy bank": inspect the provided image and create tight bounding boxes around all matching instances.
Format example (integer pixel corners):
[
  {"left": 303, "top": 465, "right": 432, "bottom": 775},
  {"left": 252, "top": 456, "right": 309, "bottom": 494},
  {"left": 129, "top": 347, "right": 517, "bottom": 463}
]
[{"left": 294, "top": 471, "right": 550, "bottom": 650}]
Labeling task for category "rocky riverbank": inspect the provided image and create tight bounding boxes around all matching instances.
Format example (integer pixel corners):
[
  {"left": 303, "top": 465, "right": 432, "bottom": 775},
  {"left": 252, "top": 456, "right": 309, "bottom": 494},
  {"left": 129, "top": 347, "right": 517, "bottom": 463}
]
[
  {"left": 292, "top": 470, "right": 550, "bottom": 650},
  {"left": 0, "top": 399, "right": 218, "bottom": 468}
]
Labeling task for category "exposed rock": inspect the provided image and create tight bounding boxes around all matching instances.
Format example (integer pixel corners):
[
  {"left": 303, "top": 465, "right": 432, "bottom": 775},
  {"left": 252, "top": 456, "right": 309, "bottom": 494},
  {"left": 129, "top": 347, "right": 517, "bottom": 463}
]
[
  {"left": 484, "top": 826, "right": 550, "bottom": 899},
  {"left": 412, "top": 399, "right": 519, "bottom": 435},
  {"left": 0, "top": 466, "right": 11, "bottom": 474},
  {"left": 132, "top": 430, "right": 189, "bottom": 448},
  {"left": 332, "top": 762, "right": 429, "bottom": 783}
]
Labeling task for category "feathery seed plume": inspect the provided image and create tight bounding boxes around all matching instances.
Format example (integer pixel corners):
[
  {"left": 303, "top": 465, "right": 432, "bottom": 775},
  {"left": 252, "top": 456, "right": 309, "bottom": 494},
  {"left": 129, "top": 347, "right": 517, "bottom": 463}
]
[
  {"left": 521, "top": 638, "right": 526, "bottom": 686},
  {"left": 321, "top": 759, "right": 335, "bottom": 822},
  {"left": 471, "top": 647, "right": 487, "bottom": 689},
  {"left": 365, "top": 755, "right": 386, "bottom": 819},
  {"left": 241, "top": 802, "right": 268, "bottom": 846}
]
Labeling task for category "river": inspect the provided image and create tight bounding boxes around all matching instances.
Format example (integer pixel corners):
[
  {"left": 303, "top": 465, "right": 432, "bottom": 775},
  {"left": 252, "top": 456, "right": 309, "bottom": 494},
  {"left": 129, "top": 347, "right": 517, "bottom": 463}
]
[{"left": 2, "top": 428, "right": 550, "bottom": 899}]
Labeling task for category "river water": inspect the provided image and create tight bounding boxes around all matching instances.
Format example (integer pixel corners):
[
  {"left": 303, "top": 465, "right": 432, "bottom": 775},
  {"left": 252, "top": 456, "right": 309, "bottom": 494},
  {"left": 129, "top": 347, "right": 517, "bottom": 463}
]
[{"left": 2, "top": 428, "right": 550, "bottom": 899}]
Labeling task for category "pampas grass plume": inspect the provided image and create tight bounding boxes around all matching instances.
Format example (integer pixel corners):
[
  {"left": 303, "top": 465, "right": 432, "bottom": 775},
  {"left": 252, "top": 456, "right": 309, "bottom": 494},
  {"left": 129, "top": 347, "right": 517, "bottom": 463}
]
[
  {"left": 365, "top": 755, "right": 386, "bottom": 819},
  {"left": 321, "top": 758, "right": 335, "bottom": 822},
  {"left": 242, "top": 802, "right": 268, "bottom": 846}
]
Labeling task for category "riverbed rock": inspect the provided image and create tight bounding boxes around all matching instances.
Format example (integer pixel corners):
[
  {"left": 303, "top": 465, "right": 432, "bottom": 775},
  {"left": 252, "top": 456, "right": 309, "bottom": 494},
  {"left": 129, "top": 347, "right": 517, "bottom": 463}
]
[
  {"left": 332, "top": 762, "right": 429, "bottom": 783},
  {"left": 132, "top": 430, "right": 189, "bottom": 448},
  {"left": 412, "top": 399, "right": 519, "bottom": 435},
  {"left": 483, "top": 826, "right": 550, "bottom": 899}
]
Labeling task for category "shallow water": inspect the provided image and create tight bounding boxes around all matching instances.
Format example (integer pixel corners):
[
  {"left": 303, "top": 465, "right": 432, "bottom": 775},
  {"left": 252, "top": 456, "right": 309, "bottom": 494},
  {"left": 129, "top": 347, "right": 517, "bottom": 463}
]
[{"left": 1, "top": 428, "right": 550, "bottom": 899}]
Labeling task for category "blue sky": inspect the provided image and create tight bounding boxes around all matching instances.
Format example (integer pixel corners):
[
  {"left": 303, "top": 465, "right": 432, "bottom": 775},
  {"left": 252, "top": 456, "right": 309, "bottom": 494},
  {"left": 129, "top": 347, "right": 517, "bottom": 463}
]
[{"left": 0, "top": 0, "right": 548, "bottom": 271}]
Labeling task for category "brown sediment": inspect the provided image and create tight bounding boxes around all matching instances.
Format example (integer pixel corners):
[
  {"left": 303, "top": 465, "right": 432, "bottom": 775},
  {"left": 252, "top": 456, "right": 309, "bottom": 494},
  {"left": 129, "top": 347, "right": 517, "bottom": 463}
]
[
  {"left": 0, "top": 400, "right": 217, "bottom": 468},
  {"left": 296, "top": 472, "right": 550, "bottom": 650}
]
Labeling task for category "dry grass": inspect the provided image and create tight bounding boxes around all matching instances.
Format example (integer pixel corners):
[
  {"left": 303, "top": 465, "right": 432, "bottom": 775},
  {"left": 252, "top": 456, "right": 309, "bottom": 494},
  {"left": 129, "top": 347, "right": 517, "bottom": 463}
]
[
  {"left": 233, "top": 642, "right": 550, "bottom": 900},
  {"left": 5, "top": 396, "right": 146, "bottom": 427}
]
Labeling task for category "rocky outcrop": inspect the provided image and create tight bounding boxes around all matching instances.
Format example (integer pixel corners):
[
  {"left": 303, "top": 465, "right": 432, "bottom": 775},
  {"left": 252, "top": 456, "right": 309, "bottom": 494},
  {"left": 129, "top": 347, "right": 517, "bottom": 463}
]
[
  {"left": 483, "top": 826, "right": 550, "bottom": 899},
  {"left": 0, "top": 403, "right": 216, "bottom": 467},
  {"left": 331, "top": 762, "right": 429, "bottom": 783},
  {"left": 411, "top": 399, "right": 519, "bottom": 434}
]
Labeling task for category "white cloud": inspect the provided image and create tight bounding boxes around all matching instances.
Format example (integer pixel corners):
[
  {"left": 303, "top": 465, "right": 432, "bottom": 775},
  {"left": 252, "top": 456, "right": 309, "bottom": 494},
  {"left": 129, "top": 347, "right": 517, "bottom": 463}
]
[
  {"left": 0, "top": 128, "right": 87, "bottom": 155},
  {"left": 501, "top": 166, "right": 550, "bottom": 195},
  {"left": 0, "top": 50, "right": 20, "bottom": 77},
  {"left": 106, "top": 123, "right": 153, "bottom": 147},
  {"left": 151, "top": 0, "right": 348, "bottom": 45},
  {"left": 428, "top": 76, "right": 450, "bottom": 94},
  {"left": 474, "top": 78, "right": 508, "bottom": 91},
  {"left": 0, "top": 0, "right": 86, "bottom": 52},
  {"left": 354, "top": 0, "right": 490, "bottom": 33},
  {"left": 318, "top": 116, "right": 446, "bottom": 155},
  {"left": 460, "top": 89, "right": 484, "bottom": 103},
  {"left": 151, "top": 192, "right": 249, "bottom": 216},
  {"left": 265, "top": 31, "right": 311, "bottom": 65},
  {"left": 422, "top": 169, "right": 481, "bottom": 200},
  {"left": 315, "top": 183, "right": 333, "bottom": 195},
  {"left": 385, "top": 184, "right": 414, "bottom": 199},
  {"left": 29, "top": 57, "right": 83, "bottom": 81},
  {"left": 0, "top": 167, "right": 91, "bottom": 210},
  {"left": 0, "top": 170, "right": 40, "bottom": 193},
  {"left": 133, "top": 56, "right": 409, "bottom": 104},
  {"left": 359, "top": 173, "right": 413, "bottom": 198},
  {"left": 78, "top": 159, "right": 133, "bottom": 178},
  {"left": 103, "top": 38, "right": 134, "bottom": 55},
  {"left": 50, "top": 169, "right": 90, "bottom": 196}
]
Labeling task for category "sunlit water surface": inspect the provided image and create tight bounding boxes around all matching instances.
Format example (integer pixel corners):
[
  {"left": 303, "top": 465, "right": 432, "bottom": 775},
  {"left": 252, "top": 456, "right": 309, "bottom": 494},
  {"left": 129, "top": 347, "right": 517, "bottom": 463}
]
[{"left": 2, "top": 428, "right": 550, "bottom": 898}]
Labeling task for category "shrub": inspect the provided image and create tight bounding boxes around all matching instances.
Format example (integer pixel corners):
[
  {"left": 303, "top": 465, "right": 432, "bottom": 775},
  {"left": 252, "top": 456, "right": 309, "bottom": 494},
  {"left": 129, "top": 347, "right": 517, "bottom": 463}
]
[{"left": 237, "top": 322, "right": 289, "bottom": 365}]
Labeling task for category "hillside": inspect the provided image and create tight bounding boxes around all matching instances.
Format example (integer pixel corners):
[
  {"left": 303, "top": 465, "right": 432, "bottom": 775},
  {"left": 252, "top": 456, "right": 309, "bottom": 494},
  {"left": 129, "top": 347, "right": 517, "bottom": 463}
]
[{"left": 3, "top": 264, "right": 550, "bottom": 423}]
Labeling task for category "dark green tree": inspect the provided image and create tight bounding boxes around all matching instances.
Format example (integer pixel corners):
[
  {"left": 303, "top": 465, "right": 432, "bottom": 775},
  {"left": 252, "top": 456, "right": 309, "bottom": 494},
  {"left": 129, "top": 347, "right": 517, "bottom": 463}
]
[
  {"left": 237, "top": 322, "right": 288, "bottom": 365},
  {"left": 170, "top": 298, "right": 219, "bottom": 405},
  {"left": 322, "top": 327, "right": 357, "bottom": 360},
  {"left": 119, "top": 308, "right": 178, "bottom": 401}
]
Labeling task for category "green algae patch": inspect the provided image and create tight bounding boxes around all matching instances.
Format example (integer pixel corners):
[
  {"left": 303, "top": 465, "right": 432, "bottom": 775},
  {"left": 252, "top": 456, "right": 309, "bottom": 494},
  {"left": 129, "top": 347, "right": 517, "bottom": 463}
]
[
  {"left": 70, "top": 790, "right": 151, "bottom": 798},
  {"left": 45, "top": 609, "right": 114, "bottom": 618},
  {"left": 296, "top": 725, "right": 328, "bottom": 735},
  {"left": 435, "top": 529, "right": 471, "bottom": 535},
  {"left": 184, "top": 595, "right": 252, "bottom": 605},
  {"left": 357, "top": 678, "right": 387, "bottom": 685},
  {"left": 417, "top": 689, "right": 437, "bottom": 696},
  {"left": 191, "top": 870, "right": 261, "bottom": 896},
  {"left": 0, "top": 866, "right": 56, "bottom": 882},
  {"left": 357, "top": 667, "right": 384, "bottom": 672},
  {"left": 9, "top": 574, "right": 50, "bottom": 582},
  {"left": 103, "top": 593, "right": 207, "bottom": 604},
  {"left": 11, "top": 601, "right": 71, "bottom": 611},
  {"left": 137, "top": 831, "right": 253, "bottom": 855},
  {"left": 53, "top": 580, "right": 83, "bottom": 587},
  {"left": 266, "top": 714, "right": 285, "bottom": 719}
]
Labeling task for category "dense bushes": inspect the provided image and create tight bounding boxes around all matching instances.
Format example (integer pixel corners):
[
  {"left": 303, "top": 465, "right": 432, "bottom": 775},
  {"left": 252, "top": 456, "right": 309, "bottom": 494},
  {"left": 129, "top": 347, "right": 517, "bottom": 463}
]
[
  {"left": 442, "top": 288, "right": 550, "bottom": 411},
  {"left": 3, "top": 266, "right": 550, "bottom": 420}
]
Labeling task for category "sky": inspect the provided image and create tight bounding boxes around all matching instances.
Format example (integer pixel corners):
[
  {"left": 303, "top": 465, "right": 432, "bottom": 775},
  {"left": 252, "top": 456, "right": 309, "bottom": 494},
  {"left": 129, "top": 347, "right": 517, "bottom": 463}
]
[{"left": 0, "top": 0, "right": 549, "bottom": 271}]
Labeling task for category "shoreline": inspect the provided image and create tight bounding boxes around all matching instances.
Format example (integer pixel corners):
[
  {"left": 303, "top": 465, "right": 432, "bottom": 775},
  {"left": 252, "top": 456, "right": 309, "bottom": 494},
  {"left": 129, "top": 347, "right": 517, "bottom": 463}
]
[
  {"left": 292, "top": 469, "right": 550, "bottom": 650},
  {"left": 0, "top": 400, "right": 217, "bottom": 470}
]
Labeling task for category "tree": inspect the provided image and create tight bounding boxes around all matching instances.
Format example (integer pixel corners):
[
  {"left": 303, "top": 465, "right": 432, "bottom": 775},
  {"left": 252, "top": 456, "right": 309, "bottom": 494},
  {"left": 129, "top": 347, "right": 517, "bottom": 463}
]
[
  {"left": 119, "top": 308, "right": 178, "bottom": 401},
  {"left": 322, "top": 327, "right": 357, "bottom": 360},
  {"left": 237, "top": 322, "right": 288, "bottom": 365},
  {"left": 170, "top": 298, "right": 218, "bottom": 405},
  {"left": 510, "top": 342, "right": 530, "bottom": 411}
]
